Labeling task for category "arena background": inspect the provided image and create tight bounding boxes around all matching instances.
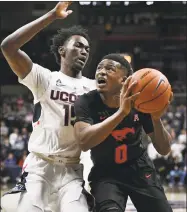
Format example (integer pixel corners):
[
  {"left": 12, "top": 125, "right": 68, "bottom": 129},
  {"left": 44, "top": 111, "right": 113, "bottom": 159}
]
[{"left": 0, "top": 1, "right": 186, "bottom": 212}]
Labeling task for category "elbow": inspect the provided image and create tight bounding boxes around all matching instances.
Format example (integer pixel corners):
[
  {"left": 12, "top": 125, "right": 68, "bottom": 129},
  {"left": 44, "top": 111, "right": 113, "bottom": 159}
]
[
  {"left": 1, "top": 37, "right": 15, "bottom": 54},
  {"left": 158, "top": 146, "right": 171, "bottom": 156},
  {"left": 80, "top": 141, "right": 90, "bottom": 152},
  {"left": 80, "top": 145, "right": 89, "bottom": 152},
  {"left": 78, "top": 137, "right": 91, "bottom": 152},
  {"left": 1, "top": 38, "right": 9, "bottom": 52}
]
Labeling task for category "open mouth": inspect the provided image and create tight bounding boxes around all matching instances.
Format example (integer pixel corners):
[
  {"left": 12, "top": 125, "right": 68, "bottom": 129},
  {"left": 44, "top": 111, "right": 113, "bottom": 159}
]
[{"left": 97, "top": 77, "right": 107, "bottom": 85}]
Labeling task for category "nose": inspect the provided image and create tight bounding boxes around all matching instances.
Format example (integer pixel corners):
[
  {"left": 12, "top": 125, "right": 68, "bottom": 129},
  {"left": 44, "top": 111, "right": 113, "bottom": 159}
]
[
  {"left": 81, "top": 48, "right": 87, "bottom": 56},
  {"left": 97, "top": 68, "right": 107, "bottom": 76}
]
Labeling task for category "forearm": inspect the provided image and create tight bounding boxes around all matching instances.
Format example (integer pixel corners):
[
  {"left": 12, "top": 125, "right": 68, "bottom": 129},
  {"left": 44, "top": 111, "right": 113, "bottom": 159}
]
[
  {"left": 78, "top": 110, "right": 125, "bottom": 151},
  {"left": 151, "top": 119, "right": 172, "bottom": 155},
  {"left": 1, "top": 10, "right": 56, "bottom": 52}
]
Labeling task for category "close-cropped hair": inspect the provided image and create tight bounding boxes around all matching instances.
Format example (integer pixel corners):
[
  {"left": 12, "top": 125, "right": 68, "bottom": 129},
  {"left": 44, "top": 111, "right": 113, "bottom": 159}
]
[{"left": 50, "top": 25, "right": 90, "bottom": 64}]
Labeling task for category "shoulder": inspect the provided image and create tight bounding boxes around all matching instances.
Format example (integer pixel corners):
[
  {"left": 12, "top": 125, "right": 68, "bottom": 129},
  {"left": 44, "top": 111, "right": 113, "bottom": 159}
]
[
  {"left": 32, "top": 63, "right": 52, "bottom": 74},
  {"left": 76, "top": 90, "right": 98, "bottom": 107},
  {"left": 81, "top": 89, "right": 98, "bottom": 101},
  {"left": 82, "top": 77, "right": 96, "bottom": 90}
]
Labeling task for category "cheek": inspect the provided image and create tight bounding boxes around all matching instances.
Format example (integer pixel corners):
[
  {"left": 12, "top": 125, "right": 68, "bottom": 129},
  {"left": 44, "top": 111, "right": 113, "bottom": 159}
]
[
  {"left": 66, "top": 48, "right": 78, "bottom": 57},
  {"left": 109, "top": 77, "right": 122, "bottom": 88}
]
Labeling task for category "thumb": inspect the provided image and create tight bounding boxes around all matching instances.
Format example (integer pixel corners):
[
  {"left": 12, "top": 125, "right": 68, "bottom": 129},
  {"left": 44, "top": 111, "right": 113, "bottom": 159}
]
[
  {"left": 170, "top": 91, "right": 173, "bottom": 102},
  {"left": 66, "top": 10, "right": 73, "bottom": 15}
]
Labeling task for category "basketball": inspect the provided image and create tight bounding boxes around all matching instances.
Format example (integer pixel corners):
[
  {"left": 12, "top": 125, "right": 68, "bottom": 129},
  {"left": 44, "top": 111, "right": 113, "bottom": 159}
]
[{"left": 130, "top": 68, "right": 172, "bottom": 113}]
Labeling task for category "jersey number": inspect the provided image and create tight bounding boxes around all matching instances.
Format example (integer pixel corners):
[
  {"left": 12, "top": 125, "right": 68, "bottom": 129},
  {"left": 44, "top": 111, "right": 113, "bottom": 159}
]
[
  {"left": 115, "top": 144, "right": 127, "bottom": 164},
  {"left": 63, "top": 105, "right": 75, "bottom": 126}
]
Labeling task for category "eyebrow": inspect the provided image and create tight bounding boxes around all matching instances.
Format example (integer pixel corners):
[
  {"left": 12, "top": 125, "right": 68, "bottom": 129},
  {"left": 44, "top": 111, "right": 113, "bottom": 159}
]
[
  {"left": 75, "top": 41, "right": 89, "bottom": 48},
  {"left": 98, "top": 63, "right": 116, "bottom": 69}
]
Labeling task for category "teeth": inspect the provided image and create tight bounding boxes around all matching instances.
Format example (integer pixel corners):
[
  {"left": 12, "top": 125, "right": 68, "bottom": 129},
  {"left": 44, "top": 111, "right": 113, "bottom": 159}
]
[{"left": 98, "top": 78, "right": 106, "bottom": 84}]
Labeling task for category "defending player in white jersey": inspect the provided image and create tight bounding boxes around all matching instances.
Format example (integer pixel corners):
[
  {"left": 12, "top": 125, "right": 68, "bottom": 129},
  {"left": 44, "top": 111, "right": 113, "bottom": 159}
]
[{"left": 1, "top": 2, "right": 95, "bottom": 212}]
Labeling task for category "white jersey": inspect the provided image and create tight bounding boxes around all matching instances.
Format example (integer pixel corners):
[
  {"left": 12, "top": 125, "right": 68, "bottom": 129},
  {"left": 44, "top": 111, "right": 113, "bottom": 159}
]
[{"left": 19, "top": 63, "right": 96, "bottom": 158}]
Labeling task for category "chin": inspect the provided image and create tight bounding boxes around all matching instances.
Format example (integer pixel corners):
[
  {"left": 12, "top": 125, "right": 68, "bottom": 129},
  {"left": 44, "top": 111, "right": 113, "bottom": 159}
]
[
  {"left": 97, "top": 87, "right": 108, "bottom": 93},
  {"left": 72, "top": 66, "right": 83, "bottom": 74},
  {"left": 72, "top": 62, "right": 85, "bottom": 72}
]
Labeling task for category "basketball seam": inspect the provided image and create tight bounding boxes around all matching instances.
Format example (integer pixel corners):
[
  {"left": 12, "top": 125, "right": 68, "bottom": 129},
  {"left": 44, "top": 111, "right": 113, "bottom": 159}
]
[
  {"left": 134, "top": 75, "right": 158, "bottom": 106},
  {"left": 137, "top": 84, "right": 170, "bottom": 108},
  {"left": 139, "top": 75, "right": 158, "bottom": 92}
]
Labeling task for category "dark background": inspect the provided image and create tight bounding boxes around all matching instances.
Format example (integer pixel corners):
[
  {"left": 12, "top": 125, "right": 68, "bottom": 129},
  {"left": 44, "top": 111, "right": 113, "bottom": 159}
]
[{"left": 0, "top": 1, "right": 186, "bottom": 92}]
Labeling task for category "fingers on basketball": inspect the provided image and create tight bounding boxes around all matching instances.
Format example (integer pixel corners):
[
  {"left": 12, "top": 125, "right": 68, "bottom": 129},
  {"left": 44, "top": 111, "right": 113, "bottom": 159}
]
[
  {"left": 125, "top": 79, "right": 138, "bottom": 97},
  {"left": 121, "top": 76, "right": 132, "bottom": 95},
  {"left": 129, "top": 92, "right": 140, "bottom": 101}
]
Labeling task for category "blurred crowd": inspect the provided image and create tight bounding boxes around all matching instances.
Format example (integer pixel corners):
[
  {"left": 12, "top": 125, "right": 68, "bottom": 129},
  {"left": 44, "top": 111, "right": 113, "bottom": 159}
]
[
  {"left": 147, "top": 103, "right": 186, "bottom": 188},
  {"left": 0, "top": 94, "right": 186, "bottom": 189},
  {"left": 0, "top": 94, "right": 33, "bottom": 189}
]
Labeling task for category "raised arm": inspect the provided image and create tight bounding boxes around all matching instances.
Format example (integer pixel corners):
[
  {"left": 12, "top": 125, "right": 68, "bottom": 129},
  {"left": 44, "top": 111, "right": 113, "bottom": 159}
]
[{"left": 0, "top": 1, "right": 72, "bottom": 79}]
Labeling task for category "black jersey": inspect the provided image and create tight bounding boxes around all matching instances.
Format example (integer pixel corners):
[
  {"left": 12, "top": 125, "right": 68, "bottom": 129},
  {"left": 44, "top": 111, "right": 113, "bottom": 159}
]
[{"left": 74, "top": 90, "right": 154, "bottom": 167}]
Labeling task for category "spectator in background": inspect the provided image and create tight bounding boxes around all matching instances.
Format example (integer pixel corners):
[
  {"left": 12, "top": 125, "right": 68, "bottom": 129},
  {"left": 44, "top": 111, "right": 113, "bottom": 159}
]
[
  {"left": 13, "top": 135, "right": 25, "bottom": 159},
  {"left": 0, "top": 120, "right": 9, "bottom": 137},
  {"left": 169, "top": 161, "right": 186, "bottom": 187},
  {"left": 2, "top": 103, "right": 12, "bottom": 120},
  {"left": 0, "top": 136, "right": 11, "bottom": 160},
  {"left": 18, "top": 151, "right": 27, "bottom": 168},
  {"left": 21, "top": 127, "right": 29, "bottom": 142},
  {"left": 16, "top": 95, "right": 24, "bottom": 110},
  {"left": 171, "top": 138, "right": 186, "bottom": 163},
  {"left": 178, "top": 129, "right": 186, "bottom": 144},
  {"left": 24, "top": 112, "right": 33, "bottom": 125},
  {"left": 4, "top": 153, "right": 17, "bottom": 167},
  {"left": 172, "top": 106, "right": 185, "bottom": 136},
  {"left": 9, "top": 128, "right": 18, "bottom": 148},
  {"left": 0, "top": 161, "right": 10, "bottom": 190}
]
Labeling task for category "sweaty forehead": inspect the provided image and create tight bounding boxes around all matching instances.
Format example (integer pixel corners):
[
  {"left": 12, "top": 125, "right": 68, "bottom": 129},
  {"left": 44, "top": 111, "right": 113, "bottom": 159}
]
[
  {"left": 98, "top": 59, "right": 121, "bottom": 67},
  {"left": 66, "top": 35, "right": 89, "bottom": 47}
]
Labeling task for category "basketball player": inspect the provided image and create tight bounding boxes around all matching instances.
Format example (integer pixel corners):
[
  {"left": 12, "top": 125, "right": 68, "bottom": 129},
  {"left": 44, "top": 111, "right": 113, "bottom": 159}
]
[
  {"left": 74, "top": 53, "right": 173, "bottom": 212},
  {"left": 1, "top": 2, "right": 95, "bottom": 212}
]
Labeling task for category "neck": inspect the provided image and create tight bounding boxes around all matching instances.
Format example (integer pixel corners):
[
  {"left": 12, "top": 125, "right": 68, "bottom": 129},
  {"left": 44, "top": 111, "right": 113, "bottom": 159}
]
[
  {"left": 60, "top": 61, "right": 82, "bottom": 79},
  {"left": 100, "top": 92, "right": 120, "bottom": 108}
]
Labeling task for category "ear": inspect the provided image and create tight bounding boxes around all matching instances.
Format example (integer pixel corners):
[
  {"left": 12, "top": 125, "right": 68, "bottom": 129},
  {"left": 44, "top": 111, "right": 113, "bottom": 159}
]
[{"left": 58, "top": 46, "right": 66, "bottom": 57}]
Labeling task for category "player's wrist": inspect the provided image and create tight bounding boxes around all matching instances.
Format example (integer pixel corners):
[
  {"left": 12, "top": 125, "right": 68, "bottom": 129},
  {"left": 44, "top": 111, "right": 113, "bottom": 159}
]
[
  {"left": 48, "top": 9, "right": 59, "bottom": 20},
  {"left": 117, "top": 109, "right": 127, "bottom": 119}
]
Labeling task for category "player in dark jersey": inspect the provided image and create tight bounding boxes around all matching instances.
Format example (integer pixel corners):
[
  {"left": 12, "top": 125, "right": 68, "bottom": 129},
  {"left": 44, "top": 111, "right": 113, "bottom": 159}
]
[{"left": 74, "top": 53, "right": 173, "bottom": 212}]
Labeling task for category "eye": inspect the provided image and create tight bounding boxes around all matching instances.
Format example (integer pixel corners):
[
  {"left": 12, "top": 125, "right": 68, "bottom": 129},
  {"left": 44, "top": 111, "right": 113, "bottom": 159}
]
[
  {"left": 75, "top": 43, "right": 81, "bottom": 47},
  {"left": 85, "top": 47, "right": 90, "bottom": 53},
  {"left": 106, "top": 66, "right": 115, "bottom": 72}
]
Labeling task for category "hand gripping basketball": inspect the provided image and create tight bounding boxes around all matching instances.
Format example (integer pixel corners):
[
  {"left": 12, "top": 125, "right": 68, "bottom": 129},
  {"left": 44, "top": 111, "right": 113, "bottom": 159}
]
[
  {"left": 119, "top": 76, "right": 140, "bottom": 117},
  {"left": 130, "top": 68, "right": 172, "bottom": 113}
]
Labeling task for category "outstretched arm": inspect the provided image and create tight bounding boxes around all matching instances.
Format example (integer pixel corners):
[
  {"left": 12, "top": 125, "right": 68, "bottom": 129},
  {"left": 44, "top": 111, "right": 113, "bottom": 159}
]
[{"left": 1, "top": 1, "right": 72, "bottom": 79}]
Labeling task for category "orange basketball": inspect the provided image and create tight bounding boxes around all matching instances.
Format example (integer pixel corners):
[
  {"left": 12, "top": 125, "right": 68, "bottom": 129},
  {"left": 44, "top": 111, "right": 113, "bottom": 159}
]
[{"left": 130, "top": 68, "right": 172, "bottom": 113}]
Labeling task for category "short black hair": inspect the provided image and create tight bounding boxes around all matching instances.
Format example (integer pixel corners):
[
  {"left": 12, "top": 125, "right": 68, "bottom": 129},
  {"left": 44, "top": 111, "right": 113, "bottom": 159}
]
[
  {"left": 102, "top": 53, "right": 133, "bottom": 77},
  {"left": 50, "top": 25, "right": 90, "bottom": 65}
]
